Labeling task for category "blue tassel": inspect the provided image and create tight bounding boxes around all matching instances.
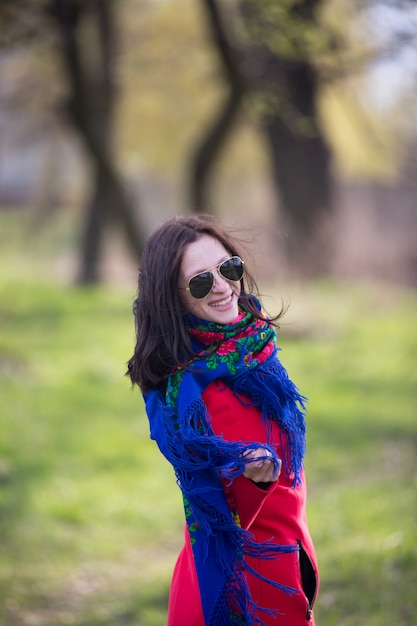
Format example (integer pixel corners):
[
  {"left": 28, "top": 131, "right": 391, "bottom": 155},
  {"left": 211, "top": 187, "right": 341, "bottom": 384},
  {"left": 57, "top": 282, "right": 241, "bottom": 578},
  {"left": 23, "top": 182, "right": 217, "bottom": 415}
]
[{"left": 145, "top": 303, "right": 307, "bottom": 625}]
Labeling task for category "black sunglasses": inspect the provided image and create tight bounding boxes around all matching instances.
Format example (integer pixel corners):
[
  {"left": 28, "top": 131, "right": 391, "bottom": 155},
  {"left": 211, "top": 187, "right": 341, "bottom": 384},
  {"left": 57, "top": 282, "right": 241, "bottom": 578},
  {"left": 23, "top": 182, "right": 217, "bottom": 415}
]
[{"left": 183, "top": 256, "right": 244, "bottom": 299}]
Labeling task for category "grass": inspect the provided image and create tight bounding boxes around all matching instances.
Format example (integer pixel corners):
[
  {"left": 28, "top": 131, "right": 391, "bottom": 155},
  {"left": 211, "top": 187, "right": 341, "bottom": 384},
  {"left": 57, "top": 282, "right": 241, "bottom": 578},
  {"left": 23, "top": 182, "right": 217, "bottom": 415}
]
[{"left": 0, "top": 211, "right": 416, "bottom": 625}]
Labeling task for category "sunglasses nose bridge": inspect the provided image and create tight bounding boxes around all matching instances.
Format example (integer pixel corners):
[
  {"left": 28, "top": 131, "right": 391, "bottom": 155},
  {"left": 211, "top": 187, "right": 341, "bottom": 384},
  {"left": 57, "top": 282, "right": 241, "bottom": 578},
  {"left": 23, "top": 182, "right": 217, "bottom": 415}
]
[{"left": 212, "top": 266, "right": 230, "bottom": 291}]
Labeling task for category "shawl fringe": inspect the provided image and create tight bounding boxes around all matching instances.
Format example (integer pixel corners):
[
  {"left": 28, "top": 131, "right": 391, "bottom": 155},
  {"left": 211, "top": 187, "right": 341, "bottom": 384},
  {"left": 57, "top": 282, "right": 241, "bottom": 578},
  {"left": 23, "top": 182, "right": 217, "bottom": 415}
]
[{"left": 145, "top": 301, "right": 307, "bottom": 625}]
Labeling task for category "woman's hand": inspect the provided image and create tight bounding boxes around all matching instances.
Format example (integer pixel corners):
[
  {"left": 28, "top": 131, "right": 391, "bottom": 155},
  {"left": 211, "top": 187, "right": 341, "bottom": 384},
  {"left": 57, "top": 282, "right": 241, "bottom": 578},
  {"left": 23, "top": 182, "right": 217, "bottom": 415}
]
[{"left": 242, "top": 447, "right": 281, "bottom": 483}]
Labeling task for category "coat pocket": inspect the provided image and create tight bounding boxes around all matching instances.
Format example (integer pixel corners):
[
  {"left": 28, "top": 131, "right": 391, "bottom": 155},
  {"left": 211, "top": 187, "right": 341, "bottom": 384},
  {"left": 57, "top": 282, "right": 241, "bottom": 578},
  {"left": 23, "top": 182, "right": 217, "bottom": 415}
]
[{"left": 297, "top": 540, "right": 318, "bottom": 621}]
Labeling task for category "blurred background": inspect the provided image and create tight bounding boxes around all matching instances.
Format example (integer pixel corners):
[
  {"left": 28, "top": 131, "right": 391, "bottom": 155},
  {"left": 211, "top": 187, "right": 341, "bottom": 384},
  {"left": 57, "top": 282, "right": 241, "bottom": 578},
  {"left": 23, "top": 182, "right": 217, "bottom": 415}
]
[{"left": 0, "top": 1, "right": 416, "bottom": 625}]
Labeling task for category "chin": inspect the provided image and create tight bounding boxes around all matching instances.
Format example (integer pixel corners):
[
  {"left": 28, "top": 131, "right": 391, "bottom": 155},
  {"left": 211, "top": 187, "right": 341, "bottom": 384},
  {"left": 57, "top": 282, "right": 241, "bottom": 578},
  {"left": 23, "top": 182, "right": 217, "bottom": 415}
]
[{"left": 212, "top": 307, "right": 239, "bottom": 325}]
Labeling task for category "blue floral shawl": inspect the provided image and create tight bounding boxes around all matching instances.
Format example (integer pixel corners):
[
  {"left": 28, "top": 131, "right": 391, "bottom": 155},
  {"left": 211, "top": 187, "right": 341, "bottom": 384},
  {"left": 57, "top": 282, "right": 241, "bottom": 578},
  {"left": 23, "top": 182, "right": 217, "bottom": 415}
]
[{"left": 144, "top": 299, "right": 307, "bottom": 625}]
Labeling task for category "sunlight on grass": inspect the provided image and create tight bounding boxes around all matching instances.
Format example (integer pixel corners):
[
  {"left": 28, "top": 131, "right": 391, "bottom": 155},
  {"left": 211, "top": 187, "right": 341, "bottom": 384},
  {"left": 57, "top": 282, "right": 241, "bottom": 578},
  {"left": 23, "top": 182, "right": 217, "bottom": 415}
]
[{"left": 0, "top": 212, "right": 416, "bottom": 625}]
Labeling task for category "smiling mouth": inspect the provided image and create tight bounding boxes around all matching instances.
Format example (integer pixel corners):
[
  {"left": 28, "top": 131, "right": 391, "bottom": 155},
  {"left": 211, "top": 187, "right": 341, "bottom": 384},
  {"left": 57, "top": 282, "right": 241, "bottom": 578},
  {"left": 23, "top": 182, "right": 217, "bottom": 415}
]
[{"left": 210, "top": 294, "right": 233, "bottom": 307}]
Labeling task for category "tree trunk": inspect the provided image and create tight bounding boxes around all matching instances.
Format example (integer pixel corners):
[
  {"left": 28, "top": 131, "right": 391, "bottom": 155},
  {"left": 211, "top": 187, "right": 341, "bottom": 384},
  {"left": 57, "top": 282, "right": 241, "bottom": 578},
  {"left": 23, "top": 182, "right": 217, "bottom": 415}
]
[
  {"left": 260, "top": 57, "right": 333, "bottom": 275},
  {"left": 194, "top": 0, "right": 334, "bottom": 275},
  {"left": 47, "top": 0, "right": 145, "bottom": 283},
  {"left": 239, "top": 0, "right": 333, "bottom": 275},
  {"left": 79, "top": 165, "right": 109, "bottom": 283},
  {"left": 191, "top": 0, "right": 246, "bottom": 211},
  {"left": 190, "top": 91, "right": 243, "bottom": 211}
]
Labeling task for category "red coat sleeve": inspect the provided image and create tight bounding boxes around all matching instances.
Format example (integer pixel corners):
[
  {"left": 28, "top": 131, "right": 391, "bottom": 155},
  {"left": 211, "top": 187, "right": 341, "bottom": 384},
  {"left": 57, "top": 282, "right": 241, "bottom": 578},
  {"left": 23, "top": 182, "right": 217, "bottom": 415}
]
[
  {"left": 202, "top": 380, "right": 279, "bottom": 530},
  {"left": 223, "top": 474, "right": 278, "bottom": 530}
]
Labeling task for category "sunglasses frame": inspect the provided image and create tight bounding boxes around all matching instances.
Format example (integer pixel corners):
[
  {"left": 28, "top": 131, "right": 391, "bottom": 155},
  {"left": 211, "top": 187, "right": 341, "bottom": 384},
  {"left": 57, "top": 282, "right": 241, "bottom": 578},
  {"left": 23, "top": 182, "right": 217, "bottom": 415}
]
[{"left": 184, "top": 256, "right": 244, "bottom": 299}]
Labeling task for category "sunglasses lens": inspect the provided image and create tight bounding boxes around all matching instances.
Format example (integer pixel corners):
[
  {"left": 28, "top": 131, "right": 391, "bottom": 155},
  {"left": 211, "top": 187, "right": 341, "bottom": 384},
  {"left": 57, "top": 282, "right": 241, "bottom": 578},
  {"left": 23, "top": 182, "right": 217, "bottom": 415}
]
[
  {"left": 187, "top": 257, "right": 244, "bottom": 299},
  {"left": 188, "top": 272, "right": 214, "bottom": 299},
  {"left": 219, "top": 257, "right": 244, "bottom": 281}
]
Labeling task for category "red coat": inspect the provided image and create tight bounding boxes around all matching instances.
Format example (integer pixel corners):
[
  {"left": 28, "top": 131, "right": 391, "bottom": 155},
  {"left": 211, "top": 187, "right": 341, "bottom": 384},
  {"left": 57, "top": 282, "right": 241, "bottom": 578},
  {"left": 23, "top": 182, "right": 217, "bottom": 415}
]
[{"left": 168, "top": 380, "right": 319, "bottom": 626}]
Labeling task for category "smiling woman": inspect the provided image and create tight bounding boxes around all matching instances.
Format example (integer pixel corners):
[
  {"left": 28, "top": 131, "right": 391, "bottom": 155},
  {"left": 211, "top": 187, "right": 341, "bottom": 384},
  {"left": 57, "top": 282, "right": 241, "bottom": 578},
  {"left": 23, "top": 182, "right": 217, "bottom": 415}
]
[
  {"left": 178, "top": 237, "right": 243, "bottom": 323},
  {"left": 126, "top": 215, "right": 319, "bottom": 626}
]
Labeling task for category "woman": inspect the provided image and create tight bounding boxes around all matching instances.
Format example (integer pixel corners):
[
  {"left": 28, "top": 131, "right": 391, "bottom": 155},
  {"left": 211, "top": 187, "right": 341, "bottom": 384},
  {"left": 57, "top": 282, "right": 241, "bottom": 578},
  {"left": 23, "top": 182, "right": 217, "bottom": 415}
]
[{"left": 127, "top": 215, "right": 319, "bottom": 626}]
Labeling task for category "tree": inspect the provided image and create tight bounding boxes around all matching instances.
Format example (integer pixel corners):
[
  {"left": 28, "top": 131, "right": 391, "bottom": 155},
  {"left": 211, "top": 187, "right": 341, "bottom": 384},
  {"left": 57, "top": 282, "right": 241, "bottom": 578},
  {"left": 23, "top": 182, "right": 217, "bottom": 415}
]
[
  {"left": 48, "top": 0, "right": 149, "bottom": 283},
  {"left": 192, "top": 0, "right": 333, "bottom": 275},
  {"left": 243, "top": 0, "right": 333, "bottom": 273},
  {"left": 189, "top": 0, "right": 247, "bottom": 213},
  {"left": 192, "top": 0, "right": 417, "bottom": 275},
  {"left": 0, "top": 0, "right": 146, "bottom": 283}
]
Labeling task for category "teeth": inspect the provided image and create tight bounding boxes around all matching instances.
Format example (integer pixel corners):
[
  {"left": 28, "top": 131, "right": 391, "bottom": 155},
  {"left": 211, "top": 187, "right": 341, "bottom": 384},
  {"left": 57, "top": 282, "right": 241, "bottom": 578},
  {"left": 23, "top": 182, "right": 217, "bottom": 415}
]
[{"left": 212, "top": 295, "right": 232, "bottom": 307}]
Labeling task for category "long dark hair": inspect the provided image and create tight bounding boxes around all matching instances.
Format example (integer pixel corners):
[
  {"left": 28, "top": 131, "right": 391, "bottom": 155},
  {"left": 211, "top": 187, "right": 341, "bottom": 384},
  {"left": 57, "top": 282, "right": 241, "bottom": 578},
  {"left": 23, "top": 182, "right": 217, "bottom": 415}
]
[{"left": 126, "top": 215, "right": 283, "bottom": 391}]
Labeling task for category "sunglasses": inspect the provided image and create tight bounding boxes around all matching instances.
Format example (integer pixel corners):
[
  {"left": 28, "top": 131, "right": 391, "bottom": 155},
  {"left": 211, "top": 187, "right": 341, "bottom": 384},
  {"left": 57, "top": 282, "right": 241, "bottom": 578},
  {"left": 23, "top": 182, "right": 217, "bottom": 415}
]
[{"left": 183, "top": 256, "right": 244, "bottom": 299}]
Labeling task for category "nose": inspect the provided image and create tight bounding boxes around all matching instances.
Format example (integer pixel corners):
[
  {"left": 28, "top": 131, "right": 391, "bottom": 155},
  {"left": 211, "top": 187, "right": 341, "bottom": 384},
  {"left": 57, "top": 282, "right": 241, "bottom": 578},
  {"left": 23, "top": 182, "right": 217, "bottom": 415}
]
[{"left": 212, "top": 269, "right": 229, "bottom": 292}]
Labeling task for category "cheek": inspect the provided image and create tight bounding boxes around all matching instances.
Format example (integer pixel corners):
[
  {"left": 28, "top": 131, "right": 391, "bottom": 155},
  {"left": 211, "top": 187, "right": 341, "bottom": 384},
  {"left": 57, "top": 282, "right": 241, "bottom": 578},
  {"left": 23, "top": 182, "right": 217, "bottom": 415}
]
[
  {"left": 179, "top": 289, "right": 198, "bottom": 314},
  {"left": 233, "top": 281, "right": 242, "bottom": 296}
]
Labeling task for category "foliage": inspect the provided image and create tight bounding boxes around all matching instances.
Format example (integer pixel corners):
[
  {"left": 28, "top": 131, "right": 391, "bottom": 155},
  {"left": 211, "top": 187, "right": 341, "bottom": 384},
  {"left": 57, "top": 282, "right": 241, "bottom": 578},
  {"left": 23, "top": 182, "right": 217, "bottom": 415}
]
[
  {"left": 1, "top": 0, "right": 416, "bottom": 205},
  {"left": 0, "top": 212, "right": 416, "bottom": 624}
]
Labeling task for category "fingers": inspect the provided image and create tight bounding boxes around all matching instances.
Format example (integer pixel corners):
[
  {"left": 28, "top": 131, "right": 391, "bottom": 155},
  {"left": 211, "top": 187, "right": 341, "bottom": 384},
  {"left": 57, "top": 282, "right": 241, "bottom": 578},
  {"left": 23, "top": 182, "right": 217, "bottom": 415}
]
[{"left": 242, "top": 447, "right": 281, "bottom": 483}]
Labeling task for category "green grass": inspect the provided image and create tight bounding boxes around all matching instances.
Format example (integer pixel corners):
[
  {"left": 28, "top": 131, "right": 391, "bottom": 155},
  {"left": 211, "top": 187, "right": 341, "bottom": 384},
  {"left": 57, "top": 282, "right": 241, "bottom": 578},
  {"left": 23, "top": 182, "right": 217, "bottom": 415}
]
[
  {"left": 0, "top": 212, "right": 416, "bottom": 625},
  {"left": 278, "top": 284, "right": 417, "bottom": 626}
]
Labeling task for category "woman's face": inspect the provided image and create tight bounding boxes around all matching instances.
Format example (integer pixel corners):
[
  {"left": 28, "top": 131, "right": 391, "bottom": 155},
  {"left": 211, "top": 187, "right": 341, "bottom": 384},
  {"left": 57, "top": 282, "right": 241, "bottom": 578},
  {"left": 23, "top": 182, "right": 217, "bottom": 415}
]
[{"left": 178, "top": 234, "right": 241, "bottom": 324}]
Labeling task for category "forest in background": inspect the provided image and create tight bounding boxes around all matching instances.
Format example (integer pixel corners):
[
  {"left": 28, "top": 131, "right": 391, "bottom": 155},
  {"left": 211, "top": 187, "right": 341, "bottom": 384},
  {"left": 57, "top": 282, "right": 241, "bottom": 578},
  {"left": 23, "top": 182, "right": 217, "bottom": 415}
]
[
  {"left": 0, "top": 0, "right": 416, "bottom": 286},
  {"left": 0, "top": 2, "right": 416, "bottom": 625}
]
